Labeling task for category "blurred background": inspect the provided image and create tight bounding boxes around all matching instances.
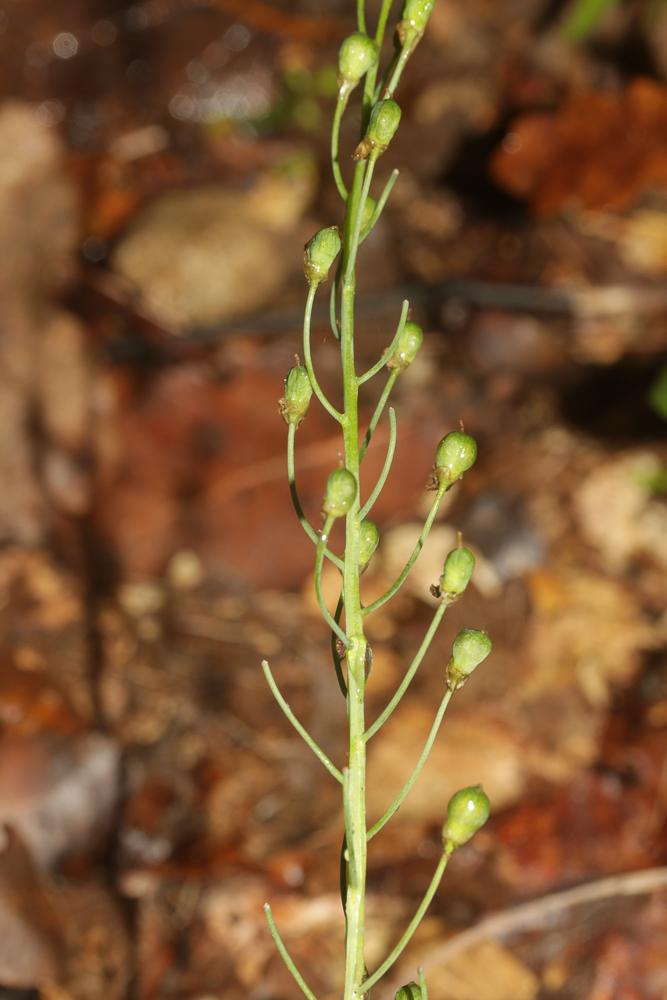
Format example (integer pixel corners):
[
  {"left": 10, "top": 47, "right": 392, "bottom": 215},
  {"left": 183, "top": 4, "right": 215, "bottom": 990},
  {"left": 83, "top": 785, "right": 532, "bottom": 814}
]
[{"left": 0, "top": 0, "right": 666, "bottom": 997}]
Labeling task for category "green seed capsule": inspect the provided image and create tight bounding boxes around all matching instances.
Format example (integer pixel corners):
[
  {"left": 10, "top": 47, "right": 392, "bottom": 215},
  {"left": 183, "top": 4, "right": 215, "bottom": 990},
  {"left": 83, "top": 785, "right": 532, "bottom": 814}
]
[
  {"left": 359, "top": 519, "right": 380, "bottom": 569},
  {"left": 387, "top": 321, "right": 423, "bottom": 371},
  {"left": 434, "top": 431, "right": 477, "bottom": 488},
  {"left": 402, "top": 0, "right": 435, "bottom": 32},
  {"left": 355, "top": 100, "right": 402, "bottom": 159},
  {"left": 279, "top": 364, "right": 313, "bottom": 427},
  {"left": 447, "top": 627, "right": 492, "bottom": 690},
  {"left": 440, "top": 546, "right": 475, "bottom": 600},
  {"left": 443, "top": 784, "right": 490, "bottom": 850},
  {"left": 338, "top": 32, "right": 378, "bottom": 88},
  {"left": 395, "top": 983, "right": 423, "bottom": 1000},
  {"left": 304, "top": 226, "right": 342, "bottom": 286},
  {"left": 323, "top": 468, "right": 357, "bottom": 518}
]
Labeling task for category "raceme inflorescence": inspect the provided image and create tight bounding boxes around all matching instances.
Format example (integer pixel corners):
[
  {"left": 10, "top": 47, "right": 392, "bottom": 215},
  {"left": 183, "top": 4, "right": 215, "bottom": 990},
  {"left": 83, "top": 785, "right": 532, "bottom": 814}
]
[{"left": 261, "top": 2, "right": 493, "bottom": 997}]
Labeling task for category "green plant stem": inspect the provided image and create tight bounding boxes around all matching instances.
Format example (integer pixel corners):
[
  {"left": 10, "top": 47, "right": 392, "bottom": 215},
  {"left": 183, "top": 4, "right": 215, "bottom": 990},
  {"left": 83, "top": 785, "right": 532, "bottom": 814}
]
[
  {"left": 331, "top": 591, "right": 348, "bottom": 697},
  {"left": 419, "top": 967, "right": 429, "bottom": 998},
  {"left": 261, "top": 659, "right": 343, "bottom": 784},
  {"left": 330, "top": 264, "right": 341, "bottom": 340},
  {"left": 364, "top": 0, "right": 395, "bottom": 109},
  {"left": 360, "top": 369, "right": 399, "bottom": 460},
  {"left": 367, "top": 688, "right": 454, "bottom": 839},
  {"left": 332, "top": 92, "right": 350, "bottom": 201},
  {"left": 384, "top": 42, "right": 413, "bottom": 98},
  {"left": 365, "top": 601, "right": 448, "bottom": 741},
  {"left": 360, "top": 168, "right": 399, "bottom": 243},
  {"left": 357, "top": 0, "right": 366, "bottom": 32},
  {"left": 287, "top": 424, "right": 344, "bottom": 572},
  {"left": 363, "top": 486, "right": 446, "bottom": 616},
  {"left": 340, "top": 157, "right": 371, "bottom": 1000},
  {"left": 362, "top": 853, "right": 450, "bottom": 992},
  {"left": 359, "top": 405, "right": 396, "bottom": 519},
  {"left": 304, "top": 284, "right": 344, "bottom": 424},
  {"left": 358, "top": 299, "right": 408, "bottom": 385},
  {"left": 316, "top": 515, "right": 349, "bottom": 646},
  {"left": 263, "top": 903, "right": 319, "bottom": 1000}
]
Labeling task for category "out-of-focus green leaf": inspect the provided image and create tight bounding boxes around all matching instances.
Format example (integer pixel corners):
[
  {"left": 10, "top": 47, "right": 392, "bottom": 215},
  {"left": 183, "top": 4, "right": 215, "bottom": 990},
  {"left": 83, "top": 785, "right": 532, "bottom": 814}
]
[{"left": 563, "top": 0, "right": 620, "bottom": 42}]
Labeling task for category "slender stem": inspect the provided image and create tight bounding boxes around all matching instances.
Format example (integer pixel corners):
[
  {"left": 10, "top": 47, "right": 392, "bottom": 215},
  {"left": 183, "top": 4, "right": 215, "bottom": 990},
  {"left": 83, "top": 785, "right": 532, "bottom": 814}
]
[
  {"left": 376, "top": 25, "right": 424, "bottom": 102},
  {"left": 261, "top": 659, "right": 343, "bottom": 784},
  {"left": 316, "top": 515, "right": 350, "bottom": 647},
  {"left": 365, "top": 601, "right": 447, "bottom": 741},
  {"left": 330, "top": 264, "right": 341, "bottom": 341},
  {"left": 362, "top": 853, "right": 449, "bottom": 992},
  {"left": 356, "top": 0, "right": 366, "bottom": 32},
  {"left": 358, "top": 299, "right": 408, "bottom": 385},
  {"left": 340, "top": 157, "right": 370, "bottom": 1000},
  {"left": 374, "top": 0, "right": 395, "bottom": 48},
  {"left": 339, "top": 833, "right": 348, "bottom": 912},
  {"left": 360, "top": 370, "right": 399, "bottom": 459},
  {"left": 367, "top": 688, "right": 453, "bottom": 839},
  {"left": 360, "top": 168, "right": 399, "bottom": 243},
  {"left": 287, "top": 424, "right": 344, "bottom": 573},
  {"left": 331, "top": 591, "right": 348, "bottom": 697},
  {"left": 364, "top": 0, "right": 396, "bottom": 108},
  {"left": 332, "top": 91, "right": 350, "bottom": 201},
  {"left": 383, "top": 43, "right": 413, "bottom": 98},
  {"left": 346, "top": 153, "right": 378, "bottom": 292},
  {"left": 264, "top": 903, "right": 319, "bottom": 1000},
  {"left": 304, "top": 284, "right": 344, "bottom": 424},
  {"left": 363, "top": 486, "right": 446, "bottom": 616},
  {"left": 419, "top": 967, "right": 429, "bottom": 999},
  {"left": 359, "top": 405, "right": 396, "bottom": 520},
  {"left": 374, "top": 49, "right": 398, "bottom": 102}
]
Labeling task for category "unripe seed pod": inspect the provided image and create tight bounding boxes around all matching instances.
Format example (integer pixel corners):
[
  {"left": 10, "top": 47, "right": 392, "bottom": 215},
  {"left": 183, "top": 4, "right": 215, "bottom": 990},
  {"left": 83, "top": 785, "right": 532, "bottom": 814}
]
[
  {"left": 323, "top": 468, "right": 357, "bottom": 518},
  {"left": 279, "top": 364, "right": 313, "bottom": 427},
  {"left": 395, "top": 983, "right": 423, "bottom": 1000},
  {"left": 359, "top": 519, "right": 379, "bottom": 569},
  {"left": 447, "top": 627, "right": 492, "bottom": 690},
  {"left": 434, "top": 431, "right": 477, "bottom": 488},
  {"left": 304, "top": 227, "right": 342, "bottom": 286},
  {"left": 442, "top": 784, "right": 490, "bottom": 850},
  {"left": 338, "top": 32, "right": 378, "bottom": 88},
  {"left": 355, "top": 100, "right": 402, "bottom": 159},
  {"left": 402, "top": 0, "right": 435, "bottom": 32},
  {"left": 387, "top": 320, "right": 423, "bottom": 371},
  {"left": 440, "top": 546, "right": 475, "bottom": 600}
]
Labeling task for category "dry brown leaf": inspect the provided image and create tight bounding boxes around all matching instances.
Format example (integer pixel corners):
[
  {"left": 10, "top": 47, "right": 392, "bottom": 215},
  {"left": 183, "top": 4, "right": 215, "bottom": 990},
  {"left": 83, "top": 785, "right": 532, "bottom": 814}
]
[
  {"left": 423, "top": 939, "right": 538, "bottom": 1000},
  {"left": 573, "top": 452, "right": 667, "bottom": 573},
  {"left": 492, "top": 79, "right": 667, "bottom": 215}
]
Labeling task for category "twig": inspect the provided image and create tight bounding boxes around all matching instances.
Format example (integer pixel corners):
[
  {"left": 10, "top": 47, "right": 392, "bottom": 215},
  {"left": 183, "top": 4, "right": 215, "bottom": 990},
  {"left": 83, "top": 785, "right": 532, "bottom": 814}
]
[{"left": 388, "top": 866, "right": 667, "bottom": 993}]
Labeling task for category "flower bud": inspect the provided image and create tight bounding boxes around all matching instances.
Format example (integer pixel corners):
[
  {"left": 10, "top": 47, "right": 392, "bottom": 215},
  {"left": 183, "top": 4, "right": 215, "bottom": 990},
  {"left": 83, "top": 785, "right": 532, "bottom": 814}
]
[
  {"left": 387, "top": 321, "right": 423, "bottom": 371},
  {"left": 323, "top": 468, "right": 357, "bottom": 518},
  {"left": 359, "top": 519, "right": 379, "bottom": 569},
  {"left": 434, "top": 431, "right": 477, "bottom": 488},
  {"left": 304, "top": 226, "right": 342, "bottom": 286},
  {"left": 402, "top": 0, "right": 435, "bottom": 33},
  {"left": 338, "top": 32, "right": 378, "bottom": 89},
  {"left": 439, "top": 546, "right": 475, "bottom": 601},
  {"left": 447, "top": 628, "right": 492, "bottom": 690},
  {"left": 395, "top": 984, "right": 423, "bottom": 1000},
  {"left": 355, "top": 100, "right": 402, "bottom": 159},
  {"left": 279, "top": 364, "right": 313, "bottom": 427},
  {"left": 442, "top": 784, "right": 490, "bottom": 850}
]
